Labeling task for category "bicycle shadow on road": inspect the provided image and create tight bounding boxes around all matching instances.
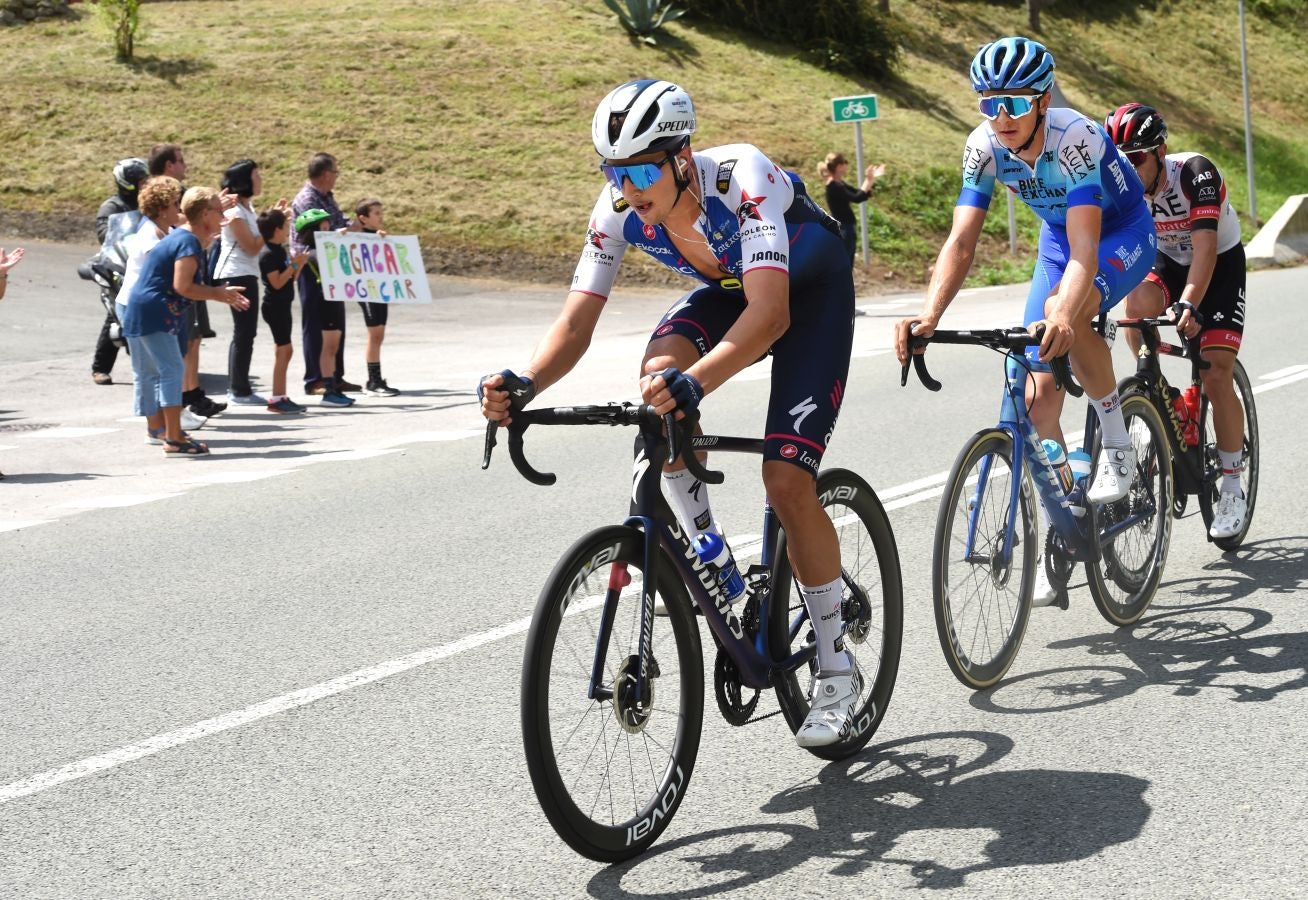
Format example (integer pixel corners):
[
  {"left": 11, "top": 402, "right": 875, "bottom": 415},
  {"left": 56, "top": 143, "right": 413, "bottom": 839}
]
[
  {"left": 586, "top": 731, "right": 1150, "bottom": 896},
  {"left": 971, "top": 537, "right": 1308, "bottom": 715}
]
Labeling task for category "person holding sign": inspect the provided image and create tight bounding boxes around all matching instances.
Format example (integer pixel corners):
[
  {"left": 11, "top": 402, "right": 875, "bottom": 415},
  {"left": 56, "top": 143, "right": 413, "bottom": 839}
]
[
  {"left": 295, "top": 208, "right": 355, "bottom": 407},
  {"left": 354, "top": 198, "right": 401, "bottom": 397},
  {"left": 478, "top": 79, "right": 866, "bottom": 749}
]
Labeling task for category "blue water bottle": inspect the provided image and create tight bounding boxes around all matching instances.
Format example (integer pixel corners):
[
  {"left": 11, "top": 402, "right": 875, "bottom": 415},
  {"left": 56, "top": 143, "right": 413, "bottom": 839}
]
[
  {"left": 1068, "top": 447, "right": 1094, "bottom": 488},
  {"left": 1041, "top": 439, "right": 1074, "bottom": 493},
  {"left": 692, "top": 532, "right": 747, "bottom": 605}
]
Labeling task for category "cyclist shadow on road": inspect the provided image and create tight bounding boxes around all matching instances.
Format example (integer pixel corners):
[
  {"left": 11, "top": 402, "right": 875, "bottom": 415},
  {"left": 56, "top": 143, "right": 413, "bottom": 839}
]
[
  {"left": 971, "top": 537, "right": 1308, "bottom": 715},
  {"left": 586, "top": 731, "right": 1150, "bottom": 896}
]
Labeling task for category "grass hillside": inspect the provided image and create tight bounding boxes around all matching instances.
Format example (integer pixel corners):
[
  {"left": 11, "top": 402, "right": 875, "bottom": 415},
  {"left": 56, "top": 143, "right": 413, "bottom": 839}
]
[{"left": 2, "top": 0, "right": 1306, "bottom": 289}]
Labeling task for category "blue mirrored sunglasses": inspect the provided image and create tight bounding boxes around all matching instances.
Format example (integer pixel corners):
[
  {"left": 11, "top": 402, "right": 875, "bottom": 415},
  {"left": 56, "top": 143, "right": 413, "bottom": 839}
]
[
  {"left": 978, "top": 94, "right": 1041, "bottom": 120},
  {"left": 600, "top": 158, "right": 669, "bottom": 191}
]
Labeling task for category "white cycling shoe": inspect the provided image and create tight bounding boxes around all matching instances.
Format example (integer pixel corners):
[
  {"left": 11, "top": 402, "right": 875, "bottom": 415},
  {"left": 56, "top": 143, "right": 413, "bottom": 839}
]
[
  {"left": 1087, "top": 445, "right": 1136, "bottom": 505},
  {"left": 1031, "top": 560, "right": 1060, "bottom": 608},
  {"left": 795, "top": 655, "right": 863, "bottom": 748},
  {"left": 1209, "top": 490, "right": 1248, "bottom": 540}
]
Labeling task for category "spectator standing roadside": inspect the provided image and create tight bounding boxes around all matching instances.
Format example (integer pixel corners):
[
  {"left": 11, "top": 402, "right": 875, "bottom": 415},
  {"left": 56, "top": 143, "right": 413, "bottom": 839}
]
[
  {"left": 256, "top": 208, "right": 309, "bottom": 414},
  {"left": 820, "top": 152, "right": 885, "bottom": 265},
  {"left": 216, "top": 159, "right": 291, "bottom": 404},
  {"left": 121, "top": 187, "right": 250, "bottom": 458},
  {"left": 0, "top": 245, "right": 26, "bottom": 479},
  {"left": 291, "top": 153, "right": 361, "bottom": 395},
  {"left": 294, "top": 209, "right": 354, "bottom": 407},
  {"left": 91, "top": 157, "right": 148, "bottom": 386},
  {"left": 149, "top": 142, "right": 226, "bottom": 419},
  {"left": 354, "top": 198, "right": 401, "bottom": 396}
]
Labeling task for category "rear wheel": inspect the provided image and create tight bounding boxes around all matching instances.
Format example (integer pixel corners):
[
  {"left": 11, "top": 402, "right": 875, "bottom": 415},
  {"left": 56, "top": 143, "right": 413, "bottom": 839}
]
[
  {"left": 771, "top": 469, "right": 903, "bottom": 760},
  {"left": 932, "top": 430, "right": 1036, "bottom": 689},
  {"left": 1088, "top": 393, "right": 1172, "bottom": 626},
  {"left": 521, "top": 526, "right": 704, "bottom": 862},
  {"left": 1198, "top": 358, "right": 1258, "bottom": 550}
]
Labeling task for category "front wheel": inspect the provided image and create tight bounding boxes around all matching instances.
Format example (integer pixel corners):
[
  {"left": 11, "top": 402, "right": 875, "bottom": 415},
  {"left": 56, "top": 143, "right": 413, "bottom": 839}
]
[
  {"left": 932, "top": 429, "right": 1036, "bottom": 689},
  {"left": 1198, "top": 358, "right": 1258, "bottom": 550},
  {"left": 771, "top": 469, "right": 903, "bottom": 760},
  {"left": 520, "top": 525, "right": 704, "bottom": 862},
  {"left": 1087, "top": 393, "right": 1172, "bottom": 626}
]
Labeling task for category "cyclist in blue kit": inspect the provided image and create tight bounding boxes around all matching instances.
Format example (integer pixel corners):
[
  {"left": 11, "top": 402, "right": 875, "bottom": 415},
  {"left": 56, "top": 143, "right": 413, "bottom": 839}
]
[
  {"left": 895, "top": 37, "right": 1156, "bottom": 512},
  {"left": 479, "top": 79, "right": 863, "bottom": 747}
]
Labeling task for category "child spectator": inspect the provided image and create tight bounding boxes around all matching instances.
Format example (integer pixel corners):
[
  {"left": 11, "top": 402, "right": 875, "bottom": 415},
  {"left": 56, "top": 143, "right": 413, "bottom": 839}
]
[
  {"left": 294, "top": 208, "right": 354, "bottom": 407},
  {"left": 257, "top": 209, "right": 310, "bottom": 414},
  {"left": 354, "top": 197, "right": 401, "bottom": 397}
]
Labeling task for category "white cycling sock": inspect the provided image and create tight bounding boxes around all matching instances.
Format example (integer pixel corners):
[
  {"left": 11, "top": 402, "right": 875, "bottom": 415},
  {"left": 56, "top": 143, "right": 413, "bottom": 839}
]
[
  {"left": 1219, "top": 449, "right": 1244, "bottom": 494},
  {"left": 799, "top": 576, "right": 847, "bottom": 673},
  {"left": 662, "top": 468, "right": 718, "bottom": 536},
  {"left": 1091, "top": 389, "right": 1131, "bottom": 448}
]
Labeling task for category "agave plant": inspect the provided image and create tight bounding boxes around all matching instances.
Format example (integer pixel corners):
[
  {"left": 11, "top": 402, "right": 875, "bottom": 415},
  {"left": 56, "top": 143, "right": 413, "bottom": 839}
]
[{"left": 602, "top": 0, "right": 687, "bottom": 45}]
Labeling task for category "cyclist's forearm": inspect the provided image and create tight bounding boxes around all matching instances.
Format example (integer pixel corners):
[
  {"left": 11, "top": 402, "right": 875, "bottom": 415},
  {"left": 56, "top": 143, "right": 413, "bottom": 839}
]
[
  {"left": 691, "top": 305, "right": 787, "bottom": 394},
  {"left": 1055, "top": 258, "right": 1098, "bottom": 321},
  {"left": 521, "top": 291, "right": 604, "bottom": 392},
  {"left": 922, "top": 239, "right": 974, "bottom": 320},
  {"left": 1181, "top": 232, "right": 1218, "bottom": 308}
]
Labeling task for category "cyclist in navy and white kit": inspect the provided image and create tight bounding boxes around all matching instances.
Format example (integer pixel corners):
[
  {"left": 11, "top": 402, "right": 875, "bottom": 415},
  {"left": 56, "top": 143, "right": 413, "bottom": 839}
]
[
  {"left": 894, "top": 37, "right": 1156, "bottom": 604},
  {"left": 1104, "top": 103, "right": 1249, "bottom": 540},
  {"left": 479, "top": 80, "right": 863, "bottom": 747}
]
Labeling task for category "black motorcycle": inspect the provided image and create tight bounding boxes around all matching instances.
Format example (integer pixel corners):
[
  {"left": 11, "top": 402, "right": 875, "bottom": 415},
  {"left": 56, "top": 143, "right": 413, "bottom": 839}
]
[{"left": 79, "top": 210, "right": 136, "bottom": 350}]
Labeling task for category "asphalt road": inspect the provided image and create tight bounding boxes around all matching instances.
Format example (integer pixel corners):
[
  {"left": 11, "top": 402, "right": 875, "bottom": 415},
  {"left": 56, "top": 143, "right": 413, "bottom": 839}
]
[{"left": 1, "top": 238, "right": 1305, "bottom": 897}]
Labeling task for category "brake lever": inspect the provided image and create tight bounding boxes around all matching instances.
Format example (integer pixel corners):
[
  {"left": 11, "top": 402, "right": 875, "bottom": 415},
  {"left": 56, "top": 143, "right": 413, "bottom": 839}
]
[{"left": 481, "top": 420, "right": 497, "bottom": 470}]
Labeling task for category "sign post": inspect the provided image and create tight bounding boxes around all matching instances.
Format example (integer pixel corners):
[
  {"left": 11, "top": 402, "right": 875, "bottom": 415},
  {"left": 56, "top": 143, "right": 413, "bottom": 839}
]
[{"left": 831, "top": 94, "right": 879, "bottom": 266}]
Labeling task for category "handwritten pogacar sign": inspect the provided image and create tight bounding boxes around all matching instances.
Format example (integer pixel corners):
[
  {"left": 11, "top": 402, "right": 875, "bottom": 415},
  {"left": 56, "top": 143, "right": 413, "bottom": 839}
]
[{"left": 316, "top": 233, "right": 432, "bottom": 304}]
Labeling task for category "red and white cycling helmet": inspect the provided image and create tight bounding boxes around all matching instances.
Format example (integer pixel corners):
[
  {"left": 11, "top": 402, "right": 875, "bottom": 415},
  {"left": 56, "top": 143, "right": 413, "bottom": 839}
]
[
  {"left": 1104, "top": 103, "right": 1168, "bottom": 152},
  {"left": 591, "top": 79, "right": 696, "bottom": 162}
]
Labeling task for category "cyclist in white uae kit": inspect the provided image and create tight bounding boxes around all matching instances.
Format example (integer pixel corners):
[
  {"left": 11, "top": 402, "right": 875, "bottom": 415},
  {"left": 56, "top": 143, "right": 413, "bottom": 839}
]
[
  {"left": 478, "top": 80, "right": 865, "bottom": 747},
  {"left": 1104, "top": 103, "right": 1250, "bottom": 539},
  {"left": 892, "top": 36, "right": 1157, "bottom": 607}
]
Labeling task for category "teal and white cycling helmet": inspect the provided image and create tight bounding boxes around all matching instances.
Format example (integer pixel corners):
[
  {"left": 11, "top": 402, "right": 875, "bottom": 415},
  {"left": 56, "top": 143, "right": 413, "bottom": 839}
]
[
  {"left": 591, "top": 79, "right": 696, "bottom": 161},
  {"left": 970, "top": 37, "right": 1056, "bottom": 93}
]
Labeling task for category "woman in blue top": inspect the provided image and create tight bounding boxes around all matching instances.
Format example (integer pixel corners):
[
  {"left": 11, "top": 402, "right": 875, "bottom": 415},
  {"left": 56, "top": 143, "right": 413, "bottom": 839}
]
[{"left": 122, "top": 186, "right": 249, "bottom": 458}]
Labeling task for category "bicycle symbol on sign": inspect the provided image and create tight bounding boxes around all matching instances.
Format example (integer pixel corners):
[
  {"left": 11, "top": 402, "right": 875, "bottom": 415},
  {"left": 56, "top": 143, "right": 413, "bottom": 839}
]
[{"left": 842, "top": 101, "right": 870, "bottom": 119}]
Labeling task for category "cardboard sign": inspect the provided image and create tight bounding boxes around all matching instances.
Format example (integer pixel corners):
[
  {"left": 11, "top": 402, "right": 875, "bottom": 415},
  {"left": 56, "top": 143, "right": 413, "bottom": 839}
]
[{"left": 316, "top": 233, "right": 431, "bottom": 304}]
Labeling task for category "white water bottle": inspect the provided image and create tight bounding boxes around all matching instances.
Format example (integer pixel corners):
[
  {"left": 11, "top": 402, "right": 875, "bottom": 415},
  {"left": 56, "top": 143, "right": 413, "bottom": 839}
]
[{"left": 692, "top": 532, "right": 746, "bottom": 605}]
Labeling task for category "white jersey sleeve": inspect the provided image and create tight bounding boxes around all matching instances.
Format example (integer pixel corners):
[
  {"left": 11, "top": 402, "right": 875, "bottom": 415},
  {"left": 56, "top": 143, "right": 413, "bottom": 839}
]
[{"left": 569, "top": 186, "right": 631, "bottom": 300}]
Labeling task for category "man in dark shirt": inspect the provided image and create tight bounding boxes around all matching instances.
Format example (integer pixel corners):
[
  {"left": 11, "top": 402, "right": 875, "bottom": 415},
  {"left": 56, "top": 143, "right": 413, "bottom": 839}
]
[
  {"left": 90, "top": 157, "right": 148, "bottom": 385},
  {"left": 291, "top": 152, "right": 361, "bottom": 394}
]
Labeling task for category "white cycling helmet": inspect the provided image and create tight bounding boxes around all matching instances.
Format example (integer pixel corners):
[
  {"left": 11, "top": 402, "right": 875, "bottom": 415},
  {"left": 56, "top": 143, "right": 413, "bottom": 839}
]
[{"left": 591, "top": 79, "right": 696, "bottom": 161}]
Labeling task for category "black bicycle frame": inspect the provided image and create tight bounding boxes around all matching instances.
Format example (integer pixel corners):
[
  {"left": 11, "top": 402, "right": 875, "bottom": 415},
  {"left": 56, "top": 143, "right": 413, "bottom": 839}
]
[
  {"left": 1115, "top": 317, "right": 1209, "bottom": 495},
  {"left": 618, "top": 422, "right": 816, "bottom": 703}
]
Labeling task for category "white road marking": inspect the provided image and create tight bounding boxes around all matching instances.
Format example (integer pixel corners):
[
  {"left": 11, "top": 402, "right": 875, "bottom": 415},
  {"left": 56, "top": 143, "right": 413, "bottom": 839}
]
[
  {"left": 3, "top": 366, "right": 1302, "bottom": 801},
  {"left": 0, "top": 519, "right": 53, "bottom": 533},
  {"left": 1253, "top": 368, "right": 1308, "bottom": 393},
  {"left": 296, "top": 448, "right": 402, "bottom": 464},
  {"left": 19, "top": 427, "right": 119, "bottom": 440},
  {"left": 0, "top": 444, "right": 17, "bottom": 452},
  {"left": 1258, "top": 364, "right": 1308, "bottom": 381},
  {"left": 61, "top": 493, "right": 185, "bottom": 509},
  {"left": 179, "top": 470, "right": 295, "bottom": 485},
  {"left": 379, "top": 430, "right": 482, "bottom": 446}
]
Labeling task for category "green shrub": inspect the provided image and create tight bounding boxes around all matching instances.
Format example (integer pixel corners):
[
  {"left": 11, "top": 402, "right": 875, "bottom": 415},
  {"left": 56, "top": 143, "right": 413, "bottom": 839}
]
[
  {"left": 602, "top": 0, "right": 687, "bottom": 44},
  {"left": 96, "top": 0, "right": 142, "bottom": 61},
  {"left": 685, "top": 0, "right": 900, "bottom": 78}
]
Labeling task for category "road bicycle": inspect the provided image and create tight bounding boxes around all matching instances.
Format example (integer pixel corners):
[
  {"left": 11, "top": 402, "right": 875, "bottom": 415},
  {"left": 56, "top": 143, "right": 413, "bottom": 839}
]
[
  {"left": 1113, "top": 313, "right": 1258, "bottom": 550},
  {"left": 482, "top": 401, "right": 903, "bottom": 861},
  {"left": 902, "top": 327, "right": 1172, "bottom": 689}
]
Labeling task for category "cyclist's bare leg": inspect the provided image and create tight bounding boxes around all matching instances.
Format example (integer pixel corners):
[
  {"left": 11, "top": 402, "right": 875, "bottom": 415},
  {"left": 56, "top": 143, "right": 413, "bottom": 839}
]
[
  {"left": 762, "top": 460, "right": 840, "bottom": 585},
  {"left": 1200, "top": 347, "right": 1244, "bottom": 453},
  {"left": 1123, "top": 280, "right": 1167, "bottom": 356},
  {"left": 1027, "top": 371, "right": 1068, "bottom": 449}
]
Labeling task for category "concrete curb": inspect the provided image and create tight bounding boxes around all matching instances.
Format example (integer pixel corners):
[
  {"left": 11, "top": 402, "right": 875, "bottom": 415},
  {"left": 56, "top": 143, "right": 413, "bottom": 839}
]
[{"left": 1247, "top": 193, "right": 1308, "bottom": 268}]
